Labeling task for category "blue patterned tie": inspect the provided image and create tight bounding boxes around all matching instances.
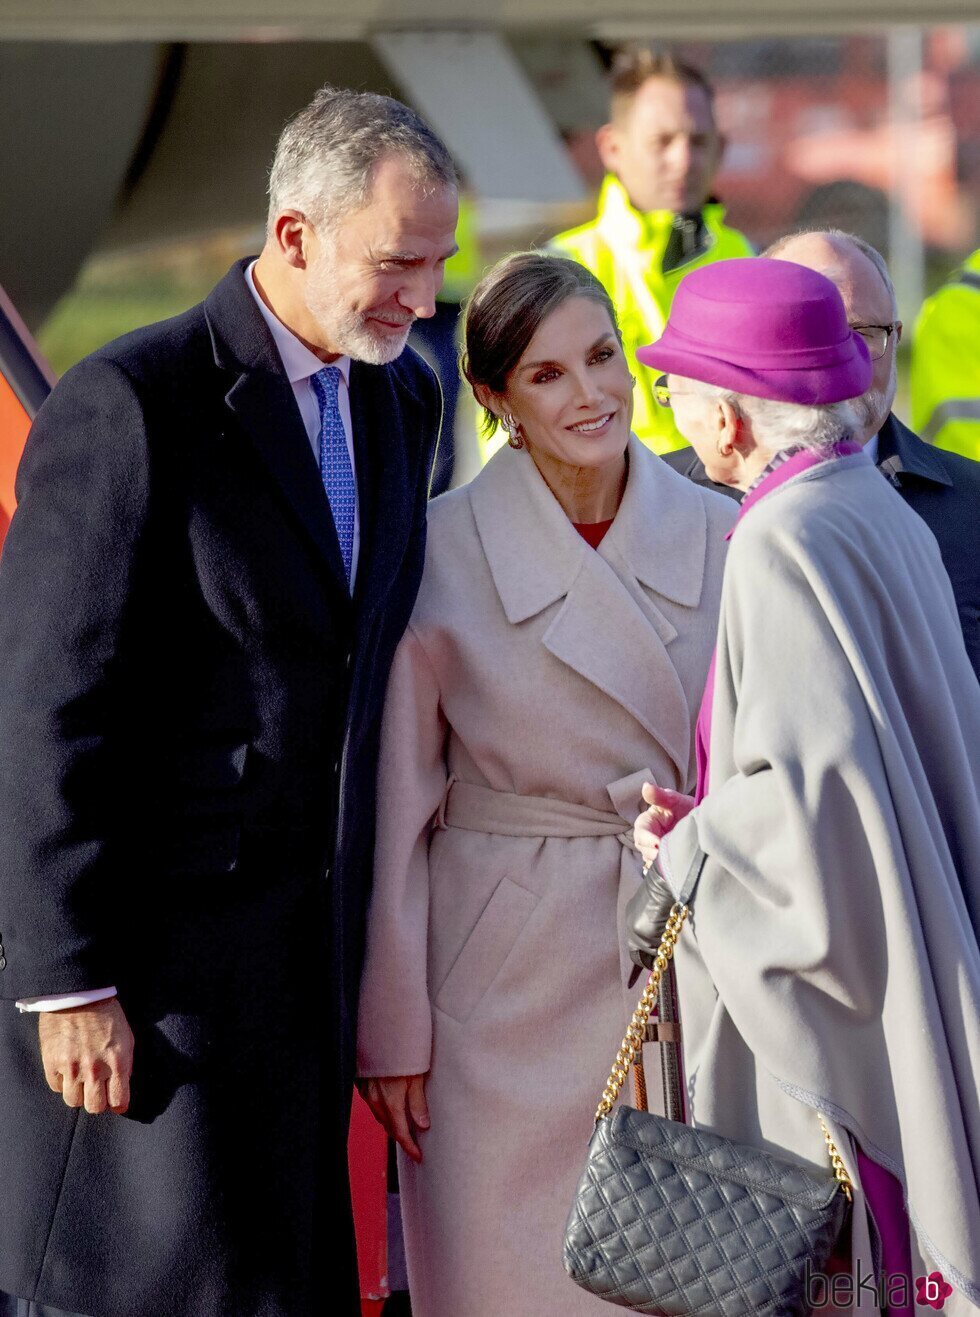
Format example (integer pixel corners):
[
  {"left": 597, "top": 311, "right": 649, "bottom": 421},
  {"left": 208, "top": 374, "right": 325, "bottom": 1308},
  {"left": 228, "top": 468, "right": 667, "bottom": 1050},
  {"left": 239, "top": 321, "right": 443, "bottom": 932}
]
[{"left": 310, "top": 365, "right": 356, "bottom": 588}]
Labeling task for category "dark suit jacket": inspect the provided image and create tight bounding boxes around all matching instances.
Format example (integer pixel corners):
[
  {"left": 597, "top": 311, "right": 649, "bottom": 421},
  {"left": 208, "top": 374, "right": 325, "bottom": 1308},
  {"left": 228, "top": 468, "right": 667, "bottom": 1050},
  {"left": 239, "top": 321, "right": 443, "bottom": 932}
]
[
  {"left": 0, "top": 260, "right": 441, "bottom": 1316},
  {"left": 662, "top": 414, "right": 980, "bottom": 677}
]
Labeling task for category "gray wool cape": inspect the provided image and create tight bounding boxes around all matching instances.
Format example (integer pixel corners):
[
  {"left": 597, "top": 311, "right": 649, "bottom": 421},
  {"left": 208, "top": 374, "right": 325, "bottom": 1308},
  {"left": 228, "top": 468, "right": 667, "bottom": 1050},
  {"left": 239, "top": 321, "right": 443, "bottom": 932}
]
[{"left": 657, "top": 452, "right": 980, "bottom": 1311}]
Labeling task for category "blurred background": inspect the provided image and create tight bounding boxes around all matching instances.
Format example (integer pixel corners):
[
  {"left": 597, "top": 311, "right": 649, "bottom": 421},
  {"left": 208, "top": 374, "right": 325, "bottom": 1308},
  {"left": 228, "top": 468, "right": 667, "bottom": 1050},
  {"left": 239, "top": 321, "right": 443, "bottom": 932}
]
[{"left": 1, "top": 13, "right": 978, "bottom": 467}]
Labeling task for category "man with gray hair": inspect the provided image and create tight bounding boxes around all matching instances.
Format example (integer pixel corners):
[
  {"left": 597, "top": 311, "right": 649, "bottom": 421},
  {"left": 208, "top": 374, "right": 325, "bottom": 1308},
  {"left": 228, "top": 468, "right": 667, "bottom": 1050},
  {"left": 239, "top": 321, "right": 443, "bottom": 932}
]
[
  {"left": 0, "top": 86, "right": 457, "bottom": 1316},
  {"left": 663, "top": 230, "right": 980, "bottom": 676}
]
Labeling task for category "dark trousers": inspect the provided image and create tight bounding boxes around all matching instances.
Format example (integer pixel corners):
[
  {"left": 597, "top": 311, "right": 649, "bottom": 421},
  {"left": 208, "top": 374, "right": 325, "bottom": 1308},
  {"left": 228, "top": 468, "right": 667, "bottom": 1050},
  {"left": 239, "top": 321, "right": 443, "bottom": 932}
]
[{"left": 0, "top": 1296, "right": 86, "bottom": 1317}]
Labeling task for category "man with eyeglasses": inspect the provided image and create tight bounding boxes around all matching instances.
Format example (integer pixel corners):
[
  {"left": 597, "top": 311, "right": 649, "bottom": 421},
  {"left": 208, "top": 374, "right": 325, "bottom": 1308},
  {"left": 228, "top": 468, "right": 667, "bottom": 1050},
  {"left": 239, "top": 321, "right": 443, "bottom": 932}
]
[{"left": 663, "top": 229, "right": 980, "bottom": 677}]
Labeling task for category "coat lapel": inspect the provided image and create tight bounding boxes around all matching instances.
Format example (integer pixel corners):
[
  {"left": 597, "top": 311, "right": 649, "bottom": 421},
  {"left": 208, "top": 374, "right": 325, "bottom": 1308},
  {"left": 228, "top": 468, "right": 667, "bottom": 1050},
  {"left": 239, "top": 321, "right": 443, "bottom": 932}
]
[
  {"left": 542, "top": 558, "right": 691, "bottom": 772},
  {"left": 470, "top": 435, "right": 706, "bottom": 776},
  {"left": 347, "top": 359, "right": 415, "bottom": 620},
  {"left": 876, "top": 412, "right": 953, "bottom": 488},
  {"left": 204, "top": 261, "right": 351, "bottom": 598}
]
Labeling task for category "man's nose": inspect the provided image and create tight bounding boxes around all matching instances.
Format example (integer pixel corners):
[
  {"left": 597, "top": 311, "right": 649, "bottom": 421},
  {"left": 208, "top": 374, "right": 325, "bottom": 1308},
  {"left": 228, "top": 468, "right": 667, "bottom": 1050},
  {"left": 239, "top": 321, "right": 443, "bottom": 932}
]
[
  {"left": 402, "top": 269, "right": 440, "bottom": 321},
  {"left": 666, "top": 134, "right": 693, "bottom": 174}
]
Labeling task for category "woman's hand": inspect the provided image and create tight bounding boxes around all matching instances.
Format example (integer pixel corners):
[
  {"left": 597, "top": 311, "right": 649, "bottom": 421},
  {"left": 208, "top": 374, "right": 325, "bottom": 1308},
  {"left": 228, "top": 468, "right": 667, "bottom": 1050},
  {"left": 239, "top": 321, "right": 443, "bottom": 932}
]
[
  {"left": 633, "top": 782, "right": 696, "bottom": 869},
  {"left": 625, "top": 874, "right": 677, "bottom": 984},
  {"left": 359, "top": 1074, "right": 430, "bottom": 1163}
]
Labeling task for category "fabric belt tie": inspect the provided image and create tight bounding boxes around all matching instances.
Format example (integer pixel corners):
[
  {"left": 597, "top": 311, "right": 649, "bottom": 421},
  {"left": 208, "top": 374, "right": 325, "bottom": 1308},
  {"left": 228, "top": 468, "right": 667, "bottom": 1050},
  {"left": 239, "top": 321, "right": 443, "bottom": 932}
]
[{"left": 436, "top": 776, "right": 640, "bottom": 853}]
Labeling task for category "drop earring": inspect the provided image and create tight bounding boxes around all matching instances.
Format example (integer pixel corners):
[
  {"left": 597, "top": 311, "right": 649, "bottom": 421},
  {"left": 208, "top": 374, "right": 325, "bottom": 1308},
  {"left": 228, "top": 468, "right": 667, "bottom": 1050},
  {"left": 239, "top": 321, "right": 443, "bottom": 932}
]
[{"left": 503, "top": 414, "right": 525, "bottom": 450}]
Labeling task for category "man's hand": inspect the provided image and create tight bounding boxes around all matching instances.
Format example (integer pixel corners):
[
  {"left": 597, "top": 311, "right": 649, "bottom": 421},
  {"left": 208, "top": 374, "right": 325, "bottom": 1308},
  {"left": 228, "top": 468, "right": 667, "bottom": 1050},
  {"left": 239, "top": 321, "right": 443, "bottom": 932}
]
[
  {"left": 38, "top": 996, "right": 134, "bottom": 1115},
  {"left": 359, "top": 1075, "right": 430, "bottom": 1163}
]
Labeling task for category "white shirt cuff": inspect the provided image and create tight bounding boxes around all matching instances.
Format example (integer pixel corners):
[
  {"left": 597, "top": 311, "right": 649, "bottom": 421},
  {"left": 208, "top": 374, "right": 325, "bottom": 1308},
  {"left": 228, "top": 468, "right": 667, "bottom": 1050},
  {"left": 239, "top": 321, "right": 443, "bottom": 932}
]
[{"left": 16, "top": 987, "right": 118, "bottom": 1013}]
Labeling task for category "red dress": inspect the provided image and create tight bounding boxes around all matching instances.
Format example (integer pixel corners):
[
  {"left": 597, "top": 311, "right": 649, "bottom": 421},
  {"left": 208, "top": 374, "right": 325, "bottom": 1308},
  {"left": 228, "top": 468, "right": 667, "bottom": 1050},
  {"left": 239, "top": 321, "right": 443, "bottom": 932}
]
[{"left": 572, "top": 518, "right": 614, "bottom": 548}]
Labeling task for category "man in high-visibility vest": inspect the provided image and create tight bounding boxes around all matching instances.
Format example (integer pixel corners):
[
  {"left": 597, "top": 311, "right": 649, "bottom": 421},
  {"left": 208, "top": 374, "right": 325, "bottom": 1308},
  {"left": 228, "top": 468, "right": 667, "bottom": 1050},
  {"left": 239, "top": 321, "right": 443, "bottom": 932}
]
[
  {"left": 551, "top": 47, "right": 753, "bottom": 454},
  {"left": 911, "top": 249, "right": 980, "bottom": 462}
]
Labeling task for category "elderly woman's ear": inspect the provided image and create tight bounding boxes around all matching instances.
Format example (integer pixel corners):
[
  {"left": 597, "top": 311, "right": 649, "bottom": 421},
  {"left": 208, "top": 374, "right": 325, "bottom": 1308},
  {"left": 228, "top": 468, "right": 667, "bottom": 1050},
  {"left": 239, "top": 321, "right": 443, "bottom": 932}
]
[{"left": 717, "top": 398, "right": 742, "bottom": 457}]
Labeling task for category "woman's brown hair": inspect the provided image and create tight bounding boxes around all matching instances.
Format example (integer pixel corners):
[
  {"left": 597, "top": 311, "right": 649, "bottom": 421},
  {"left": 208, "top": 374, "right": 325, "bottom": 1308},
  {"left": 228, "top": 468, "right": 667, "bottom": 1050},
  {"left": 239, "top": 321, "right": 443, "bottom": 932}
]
[{"left": 462, "top": 252, "right": 621, "bottom": 436}]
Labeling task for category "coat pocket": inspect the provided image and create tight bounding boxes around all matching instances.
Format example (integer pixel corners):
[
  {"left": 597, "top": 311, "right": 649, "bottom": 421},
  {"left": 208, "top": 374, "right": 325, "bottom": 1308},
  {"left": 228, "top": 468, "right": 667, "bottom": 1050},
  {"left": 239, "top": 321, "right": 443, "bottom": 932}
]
[{"left": 433, "top": 877, "right": 537, "bottom": 1024}]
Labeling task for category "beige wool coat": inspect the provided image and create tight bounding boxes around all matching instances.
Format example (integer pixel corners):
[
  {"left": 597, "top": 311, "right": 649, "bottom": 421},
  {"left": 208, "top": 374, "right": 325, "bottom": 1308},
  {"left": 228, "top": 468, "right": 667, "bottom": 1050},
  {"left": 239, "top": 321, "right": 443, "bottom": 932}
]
[
  {"left": 357, "top": 436, "right": 736, "bottom": 1316},
  {"left": 658, "top": 453, "right": 980, "bottom": 1313}
]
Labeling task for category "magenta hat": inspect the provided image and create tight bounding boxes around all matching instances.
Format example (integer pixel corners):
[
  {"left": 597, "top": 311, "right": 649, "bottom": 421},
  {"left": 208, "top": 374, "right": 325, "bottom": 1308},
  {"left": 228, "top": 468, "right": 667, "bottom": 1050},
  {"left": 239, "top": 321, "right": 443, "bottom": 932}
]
[{"left": 636, "top": 257, "right": 872, "bottom": 404}]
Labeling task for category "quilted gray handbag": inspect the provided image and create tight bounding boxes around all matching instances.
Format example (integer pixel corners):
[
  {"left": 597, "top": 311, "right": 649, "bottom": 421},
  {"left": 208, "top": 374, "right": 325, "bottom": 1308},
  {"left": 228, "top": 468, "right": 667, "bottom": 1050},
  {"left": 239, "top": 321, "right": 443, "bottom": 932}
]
[{"left": 563, "top": 903, "right": 851, "bottom": 1316}]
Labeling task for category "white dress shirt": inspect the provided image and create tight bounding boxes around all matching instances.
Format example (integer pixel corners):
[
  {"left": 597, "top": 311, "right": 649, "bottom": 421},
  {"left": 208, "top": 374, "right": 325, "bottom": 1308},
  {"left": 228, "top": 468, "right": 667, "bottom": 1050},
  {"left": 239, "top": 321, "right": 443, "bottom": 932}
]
[
  {"left": 245, "top": 261, "right": 361, "bottom": 585},
  {"left": 17, "top": 263, "right": 361, "bottom": 1014}
]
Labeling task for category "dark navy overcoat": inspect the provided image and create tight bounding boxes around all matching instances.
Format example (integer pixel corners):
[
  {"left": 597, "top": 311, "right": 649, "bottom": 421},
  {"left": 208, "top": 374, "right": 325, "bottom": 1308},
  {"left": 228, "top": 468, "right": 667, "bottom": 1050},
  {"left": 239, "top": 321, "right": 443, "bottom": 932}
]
[{"left": 0, "top": 260, "right": 440, "bottom": 1316}]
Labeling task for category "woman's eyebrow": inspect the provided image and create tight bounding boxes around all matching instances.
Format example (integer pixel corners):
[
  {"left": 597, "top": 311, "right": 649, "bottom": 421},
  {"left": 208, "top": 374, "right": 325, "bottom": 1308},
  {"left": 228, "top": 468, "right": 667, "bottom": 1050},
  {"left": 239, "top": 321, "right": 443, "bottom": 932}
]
[{"left": 522, "top": 334, "right": 613, "bottom": 372}]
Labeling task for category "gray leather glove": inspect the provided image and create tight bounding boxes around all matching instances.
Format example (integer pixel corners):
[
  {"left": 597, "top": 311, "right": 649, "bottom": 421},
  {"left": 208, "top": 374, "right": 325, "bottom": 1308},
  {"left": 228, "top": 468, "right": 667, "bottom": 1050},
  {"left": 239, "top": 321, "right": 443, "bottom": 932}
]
[{"left": 625, "top": 870, "right": 676, "bottom": 987}]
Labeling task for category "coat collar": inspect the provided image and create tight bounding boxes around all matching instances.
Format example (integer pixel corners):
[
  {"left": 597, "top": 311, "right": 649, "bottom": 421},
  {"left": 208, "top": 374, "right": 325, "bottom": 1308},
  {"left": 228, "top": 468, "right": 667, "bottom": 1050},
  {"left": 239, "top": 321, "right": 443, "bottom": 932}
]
[
  {"left": 876, "top": 412, "right": 953, "bottom": 488},
  {"left": 595, "top": 175, "right": 728, "bottom": 256},
  {"left": 346, "top": 354, "right": 418, "bottom": 621},
  {"left": 469, "top": 432, "right": 708, "bottom": 624},
  {"left": 205, "top": 259, "right": 351, "bottom": 596},
  {"left": 600, "top": 434, "right": 710, "bottom": 608},
  {"left": 203, "top": 259, "right": 427, "bottom": 611},
  {"left": 469, "top": 434, "right": 710, "bottom": 776}
]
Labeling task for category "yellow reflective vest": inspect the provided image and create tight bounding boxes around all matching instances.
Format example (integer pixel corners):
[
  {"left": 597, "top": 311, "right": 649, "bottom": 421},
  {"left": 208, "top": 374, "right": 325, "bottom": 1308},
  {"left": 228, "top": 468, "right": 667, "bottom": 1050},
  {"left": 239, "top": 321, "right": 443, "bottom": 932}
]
[
  {"left": 550, "top": 175, "right": 753, "bottom": 455},
  {"left": 911, "top": 250, "right": 980, "bottom": 462}
]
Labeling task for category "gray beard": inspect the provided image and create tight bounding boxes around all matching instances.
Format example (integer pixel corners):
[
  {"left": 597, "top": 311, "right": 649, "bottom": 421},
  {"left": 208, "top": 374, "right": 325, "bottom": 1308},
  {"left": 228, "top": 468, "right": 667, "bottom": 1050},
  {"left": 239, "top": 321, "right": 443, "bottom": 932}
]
[
  {"left": 853, "top": 387, "right": 890, "bottom": 438},
  {"left": 853, "top": 358, "right": 898, "bottom": 441},
  {"left": 303, "top": 251, "right": 412, "bottom": 365}
]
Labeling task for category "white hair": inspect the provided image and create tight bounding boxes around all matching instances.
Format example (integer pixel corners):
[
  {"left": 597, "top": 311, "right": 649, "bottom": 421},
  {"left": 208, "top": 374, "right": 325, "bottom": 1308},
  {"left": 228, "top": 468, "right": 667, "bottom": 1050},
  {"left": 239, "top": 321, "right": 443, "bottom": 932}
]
[
  {"left": 693, "top": 382, "right": 859, "bottom": 454},
  {"left": 267, "top": 85, "right": 456, "bottom": 235}
]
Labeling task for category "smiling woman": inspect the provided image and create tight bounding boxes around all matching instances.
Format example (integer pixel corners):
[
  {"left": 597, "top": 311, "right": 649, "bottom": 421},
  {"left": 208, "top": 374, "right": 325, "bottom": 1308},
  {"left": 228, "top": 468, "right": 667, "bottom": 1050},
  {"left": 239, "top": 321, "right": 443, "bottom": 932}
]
[
  {"left": 462, "top": 252, "right": 634, "bottom": 523},
  {"left": 355, "top": 253, "right": 739, "bottom": 1315}
]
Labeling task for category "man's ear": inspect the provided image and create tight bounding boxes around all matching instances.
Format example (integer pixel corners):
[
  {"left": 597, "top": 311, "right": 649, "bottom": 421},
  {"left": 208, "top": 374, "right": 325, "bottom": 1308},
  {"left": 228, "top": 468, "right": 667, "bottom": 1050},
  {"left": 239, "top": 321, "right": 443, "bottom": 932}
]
[
  {"left": 273, "top": 211, "right": 312, "bottom": 270},
  {"left": 595, "top": 122, "right": 620, "bottom": 176}
]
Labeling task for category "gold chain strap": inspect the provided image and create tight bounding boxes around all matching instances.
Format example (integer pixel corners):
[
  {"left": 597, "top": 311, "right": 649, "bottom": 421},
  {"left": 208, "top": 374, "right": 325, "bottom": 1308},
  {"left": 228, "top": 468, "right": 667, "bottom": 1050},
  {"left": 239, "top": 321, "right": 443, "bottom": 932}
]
[
  {"left": 596, "top": 903, "right": 689, "bottom": 1121},
  {"left": 819, "top": 1116, "right": 854, "bottom": 1202},
  {"left": 596, "top": 901, "right": 854, "bottom": 1202}
]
